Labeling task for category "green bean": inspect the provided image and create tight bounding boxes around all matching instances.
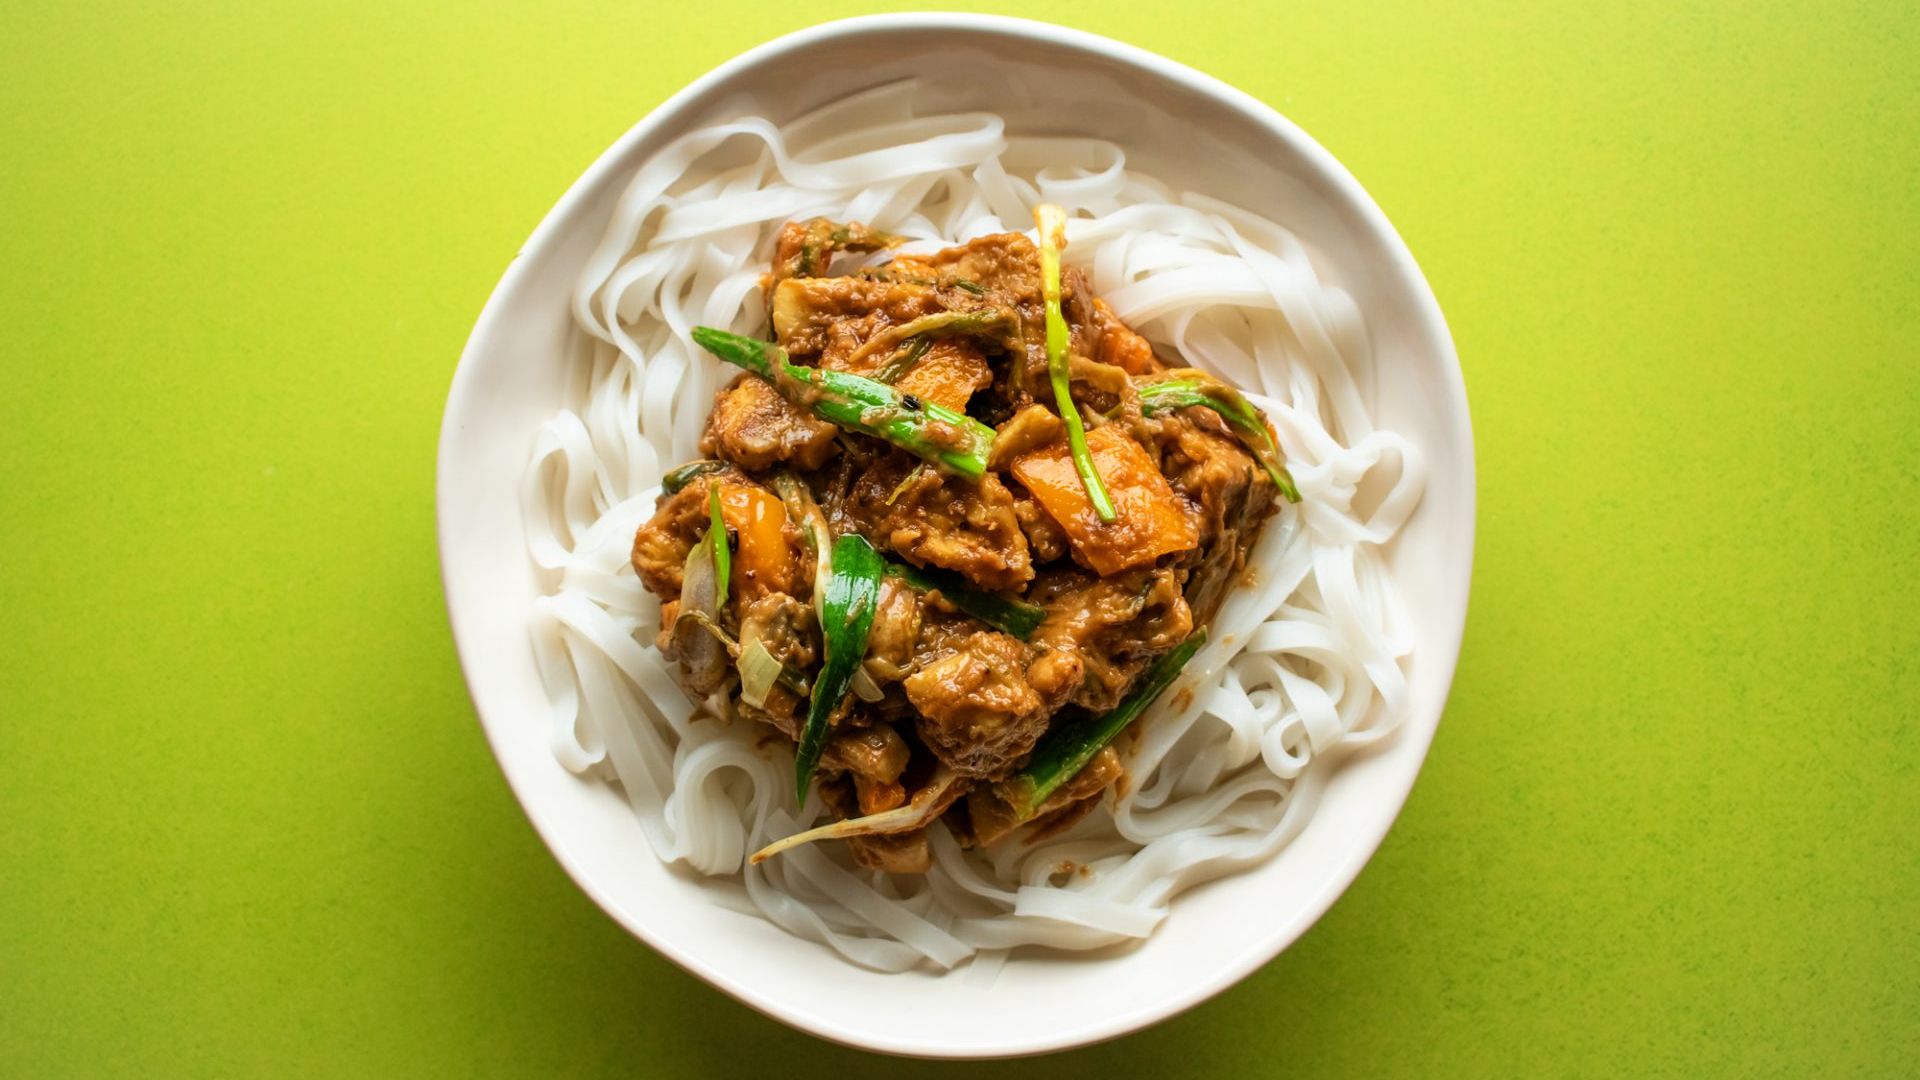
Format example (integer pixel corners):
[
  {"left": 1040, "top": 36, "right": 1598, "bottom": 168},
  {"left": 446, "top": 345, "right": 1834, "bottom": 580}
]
[
  {"left": 690, "top": 327, "right": 994, "bottom": 480},
  {"left": 660, "top": 459, "right": 727, "bottom": 494},
  {"left": 1138, "top": 377, "right": 1302, "bottom": 502}
]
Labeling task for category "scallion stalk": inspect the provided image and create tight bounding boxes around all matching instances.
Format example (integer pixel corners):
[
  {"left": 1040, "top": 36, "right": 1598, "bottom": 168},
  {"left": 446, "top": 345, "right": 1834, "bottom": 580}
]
[
  {"left": 1035, "top": 203, "right": 1116, "bottom": 522},
  {"left": 707, "top": 484, "right": 730, "bottom": 610},
  {"left": 792, "top": 533, "right": 884, "bottom": 803},
  {"left": 1004, "top": 628, "right": 1207, "bottom": 817},
  {"left": 886, "top": 560, "right": 1045, "bottom": 641}
]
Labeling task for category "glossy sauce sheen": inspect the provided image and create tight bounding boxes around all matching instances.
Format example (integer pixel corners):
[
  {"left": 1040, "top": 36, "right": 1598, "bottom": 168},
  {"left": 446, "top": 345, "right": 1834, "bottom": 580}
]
[
  {"left": 1011, "top": 425, "right": 1199, "bottom": 576},
  {"left": 717, "top": 484, "right": 796, "bottom": 598},
  {"left": 633, "top": 222, "right": 1278, "bottom": 871}
]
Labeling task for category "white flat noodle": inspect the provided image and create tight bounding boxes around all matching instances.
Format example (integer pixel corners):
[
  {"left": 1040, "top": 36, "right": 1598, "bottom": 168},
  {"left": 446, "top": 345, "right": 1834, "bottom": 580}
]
[
  {"left": 944, "top": 914, "right": 1129, "bottom": 952},
  {"left": 653, "top": 186, "right": 821, "bottom": 243},
  {"left": 1104, "top": 266, "right": 1275, "bottom": 324},
  {"left": 1013, "top": 886, "right": 1165, "bottom": 938},
  {"left": 665, "top": 724, "right": 765, "bottom": 874},
  {"left": 782, "top": 841, "right": 973, "bottom": 970},
  {"left": 530, "top": 614, "right": 598, "bottom": 773},
  {"left": 562, "top": 621, "right": 674, "bottom": 853},
  {"left": 779, "top": 81, "right": 913, "bottom": 144},
  {"left": 971, "top": 156, "right": 1031, "bottom": 232},
  {"left": 962, "top": 947, "right": 1009, "bottom": 987},
  {"left": 523, "top": 86, "right": 1426, "bottom": 970}
]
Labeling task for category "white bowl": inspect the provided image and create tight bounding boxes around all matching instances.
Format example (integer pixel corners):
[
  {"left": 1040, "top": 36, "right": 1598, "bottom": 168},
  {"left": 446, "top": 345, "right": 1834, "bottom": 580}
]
[{"left": 438, "top": 13, "right": 1472, "bottom": 1059}]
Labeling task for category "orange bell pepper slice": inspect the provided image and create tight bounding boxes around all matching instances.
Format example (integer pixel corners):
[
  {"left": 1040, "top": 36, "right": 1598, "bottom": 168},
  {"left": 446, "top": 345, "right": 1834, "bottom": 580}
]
[
  {"left": 716, "top": 483, "right": 796, "bottom": 599},
  {"left": 1011, "top": 425, "right": 1198, "bottom": 576}
]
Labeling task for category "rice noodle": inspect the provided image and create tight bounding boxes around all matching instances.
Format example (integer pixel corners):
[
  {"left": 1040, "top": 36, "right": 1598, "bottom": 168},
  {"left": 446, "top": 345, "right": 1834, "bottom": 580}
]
[{"left": 524, "top": 84, "right": 1425, "bottom": 971}]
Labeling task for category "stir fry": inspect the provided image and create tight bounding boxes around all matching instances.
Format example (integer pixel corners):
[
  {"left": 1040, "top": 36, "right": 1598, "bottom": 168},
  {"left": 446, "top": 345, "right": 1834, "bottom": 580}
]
[{"left": 629, "top": 207, "right": 1295, "bottom": 873}]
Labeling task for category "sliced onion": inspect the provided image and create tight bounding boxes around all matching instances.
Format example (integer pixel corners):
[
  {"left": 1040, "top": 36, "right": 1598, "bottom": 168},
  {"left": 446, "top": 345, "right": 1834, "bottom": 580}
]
[
  {"left": 773, "top": 474, "right": 832, "bottom": 606},
  {"left": 674, "top": 539, "right": 726, "bottom": 690},
  {"left": 737, "top": 635, "right": 782, "bottom": 709},
  {"left": 750, "top": 769, "right": 967, "bottom": 864},
  {"left": 849, "top": 664, "right": 884, "bottom": 703}
]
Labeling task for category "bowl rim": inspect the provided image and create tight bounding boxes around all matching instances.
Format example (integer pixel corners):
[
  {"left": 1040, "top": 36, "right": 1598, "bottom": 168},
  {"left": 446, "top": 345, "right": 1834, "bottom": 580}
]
[{"left": 438, "top": 11, "right": 1473, "bottom": 1058}]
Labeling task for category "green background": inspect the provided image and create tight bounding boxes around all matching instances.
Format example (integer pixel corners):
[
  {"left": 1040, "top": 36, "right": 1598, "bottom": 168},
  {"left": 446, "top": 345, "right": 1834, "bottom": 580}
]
[{"left": 3, "top": 1, "right": 1915, "bottom": 1075}]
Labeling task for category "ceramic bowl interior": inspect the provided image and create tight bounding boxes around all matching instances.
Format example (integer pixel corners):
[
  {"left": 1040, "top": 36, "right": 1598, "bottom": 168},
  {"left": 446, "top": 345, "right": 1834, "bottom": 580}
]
[{"left": 438, "top": 13, "right": 1472, "bottom": 1058}]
